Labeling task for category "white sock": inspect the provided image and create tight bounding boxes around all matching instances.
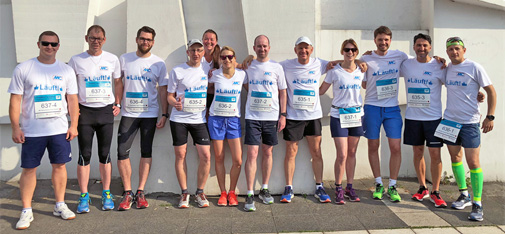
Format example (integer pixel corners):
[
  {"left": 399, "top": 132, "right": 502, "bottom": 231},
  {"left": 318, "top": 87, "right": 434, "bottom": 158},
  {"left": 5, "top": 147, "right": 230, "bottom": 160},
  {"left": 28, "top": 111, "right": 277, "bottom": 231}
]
[
  {"left": 261, "top": 184, "right": 268, "bottom": 190},
  {"left": 474, "top": 201, "right": 482, "bottom": 206},
  {"left": 461, "top": 190, "right": 469, "bottom": 196},
  {"left": 375, "top": 177, "right": 383, "bottom": 185},
  {"left": 22, "top": 208, "right": 32, "bottom": 213},
  {"left": 286, "top": 185, "right": 292, "bottom": 189},
  {"left": 55, "top": 202, "right": 65, "bottom": 208},
  {"left": 316, "top": 184, "right": 323, "bottom": 190},
  {"left": 247, "top": 190, "right": 254, "bottom": 196},
  {"left": 389, "top": 179, "right": 397, "bottom": 187}
]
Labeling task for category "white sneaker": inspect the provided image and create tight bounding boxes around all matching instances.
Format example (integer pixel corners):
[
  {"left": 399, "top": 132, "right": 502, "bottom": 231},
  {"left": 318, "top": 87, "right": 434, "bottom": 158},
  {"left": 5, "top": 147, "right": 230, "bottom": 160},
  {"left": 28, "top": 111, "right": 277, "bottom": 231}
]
[
  {"left": 16, "top": 210, "right": 34, "bottom": 230},
  {"left": 178, "top": 193, "right": 190, "bottom": 208},
  {"left": 53, "top": 204, "right": 76, "bottom": 220},
  {"left": 195, "top": 193, "right": 209, "bottom": 208}
]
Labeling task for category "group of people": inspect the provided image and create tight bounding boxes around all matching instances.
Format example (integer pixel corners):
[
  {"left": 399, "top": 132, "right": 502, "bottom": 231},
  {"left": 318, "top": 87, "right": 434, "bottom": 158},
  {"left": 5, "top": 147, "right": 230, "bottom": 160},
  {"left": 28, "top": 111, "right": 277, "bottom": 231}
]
[{"left": 9, "top": 24, "right": 496, "bottom": 230}]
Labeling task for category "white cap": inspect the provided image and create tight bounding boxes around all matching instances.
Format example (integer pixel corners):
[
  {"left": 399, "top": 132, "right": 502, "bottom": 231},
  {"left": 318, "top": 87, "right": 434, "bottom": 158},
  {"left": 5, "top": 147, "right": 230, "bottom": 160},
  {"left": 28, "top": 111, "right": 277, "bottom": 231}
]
[
  {"left": 187, "top": 39, "right": 203, "bottom": 48},
  {"left": 295, "top": 36, "right": 312, "bottom": 46}
]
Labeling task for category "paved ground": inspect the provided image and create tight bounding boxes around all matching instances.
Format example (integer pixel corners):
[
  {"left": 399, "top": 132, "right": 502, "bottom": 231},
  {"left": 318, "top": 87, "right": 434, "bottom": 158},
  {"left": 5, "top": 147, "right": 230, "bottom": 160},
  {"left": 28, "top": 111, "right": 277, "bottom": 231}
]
[{"left": 1, "top": 178, "right": 504, "bottom": 233}]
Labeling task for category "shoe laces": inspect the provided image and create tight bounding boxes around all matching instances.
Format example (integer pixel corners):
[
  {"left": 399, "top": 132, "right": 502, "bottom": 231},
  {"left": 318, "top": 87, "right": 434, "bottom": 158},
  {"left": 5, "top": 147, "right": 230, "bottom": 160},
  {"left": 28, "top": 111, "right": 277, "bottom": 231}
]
[
  {"left": 416, "top": 187, "right": 427, "bottom": 194},
  {"left": 262, "top": 188, "right": 272, "bottom": 197},
  {"left": 197, "top": 193, "right": 208, "bottom": 201},
  {"left": 456, "top": 193, "right": 468, "bottom": 202},
  {"left": 181, "top": 193, "right": 189, "bottom": 202},
  {"left": 347, "top": 188, "right": 357, "bottom": 197},
  {"left": 375, "top": 183, "right": 383, "bottom": 192},
  {"left": 317, "top": 187, "right": 328, "bottom": 196},
  {"left": 471, "top": 203, "right": 482, "bottom": 212},
  {"left": 283, "top": 187, "right": 292, "bottom": 195},
  {"left": 431, "top": 191, "right": 442, "bottom": 199},
  {"left": 103, "top": 192, "right": 114, "bottom": 200},
  {"left": 246, "top": 195, "right": 254, "bottom": 203},
  {"left": 389, "top": 185, "right": 398, "bottom": 195}
]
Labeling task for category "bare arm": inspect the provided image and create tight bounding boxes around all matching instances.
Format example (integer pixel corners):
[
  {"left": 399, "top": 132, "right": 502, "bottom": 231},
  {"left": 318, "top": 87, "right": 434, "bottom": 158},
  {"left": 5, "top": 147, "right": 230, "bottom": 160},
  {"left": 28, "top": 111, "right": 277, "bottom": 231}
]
[
  {"left": 319, "top": 82, "right": 332, "bottom": 95},
  {"left": 481, "top": 85, "right": 496, "bottom": 133},
  {"left": 9, "top": 94, "right": 24, "bottom": 143},
  {"left": 114, "top": 78, "right": 123, "bottom": 105},
  {"left": 362, "top": 81, "right": 367, "bottom": 89},
  {"left": 277, "top": 89, "right": 287, "bottom": 132},
  {"left": 157, "top": 85, "right": 168, "bottom": 129},
  {"left": 168, "top": 92, "right": 183, "bottom": 111},
  {"left": 66, "top": 94, "right": 79, "bottom": 141}
]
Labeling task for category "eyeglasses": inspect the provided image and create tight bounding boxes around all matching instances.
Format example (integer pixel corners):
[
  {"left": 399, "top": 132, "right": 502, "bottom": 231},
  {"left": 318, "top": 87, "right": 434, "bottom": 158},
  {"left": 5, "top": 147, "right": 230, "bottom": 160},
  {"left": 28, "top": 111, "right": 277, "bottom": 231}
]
[
  {"left": 138, "top": 37, "right": 153, "bottom": 42},
  {"left": 88, "top": 37, "right": 104, "bottom": 42},
  {"left": 343, "top": 48, "right": 358, "bottom": 53},
  {"left": 220, "top": 55, "right": 234, "bottom": 60},
  {"left": 40, "top": 41, "right": 59, "bottom": 47},
  {"left": 188, "top": 49, "right": 204, "bottom": 53},
  {"left": 446, "top": 37, "right": 464, "bottom": 48}
]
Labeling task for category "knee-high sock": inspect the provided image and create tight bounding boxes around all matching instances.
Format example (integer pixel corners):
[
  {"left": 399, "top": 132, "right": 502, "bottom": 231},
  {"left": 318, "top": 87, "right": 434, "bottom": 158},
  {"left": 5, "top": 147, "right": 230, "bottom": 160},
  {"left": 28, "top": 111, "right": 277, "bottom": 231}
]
[
  {"left": 452, "top": 162, "right": 467, "bottom": 190},
  {"left": 470, "top": 168, "right": 483, "bottom": 202}
]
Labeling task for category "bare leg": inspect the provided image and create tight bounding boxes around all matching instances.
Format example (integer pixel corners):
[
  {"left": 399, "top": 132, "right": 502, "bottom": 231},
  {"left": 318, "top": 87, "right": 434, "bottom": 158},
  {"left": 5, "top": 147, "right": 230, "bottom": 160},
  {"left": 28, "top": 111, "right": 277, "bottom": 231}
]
[
  {"left": 284, "top": 141, "right": 298, "bottom": 185},
  {"left": 245, "top": 145, "right": 259, "bottom": 191},
  {"left": 227, "top": 138, "right": 242, "bottom": 191},
  {"left": 20, "top": 168, "right": 37, "bottom": 208},
  {"left": 137, "top": 157, "right": 152, "bottom": 190},
  {"left": 345, "top": 136, "right": 360, "bottom": 184},
  {"left": 77, "top": 165, "right": 90, "bottom": 193},
  {"left": 428, "top": 147, "right": 442, "bottom": 191},
  {"left": 213, "top": 140, "right": 226, "bottom": 192},
  {"left": 52, "top": 163, "right": 67, "bottom": 203},
  {"left": 196, "top": 144, "right": 212, "bottom": 189},
  {"left": 388, "top": 137, "right": 402, "bottom": 180},
  {"left": 367, "top": 138, "right": 381, "bottom": 178},
  {"left": 412, "top": 145, "right": 426, "bottom": 187},
  {"left": 174, "top": 144, "right": 188, "bottom": 190},
  {"left": 334, "top": 137, "right": 348, "bottom": 184},
  {"left": 99, "top": 162, "right": 112, "bottom": 191},
  {"left": 261, "top": 144, "right": 273, "bottom": 185},
  {"left": 117, "top": 158, "right": 132, "bottom": 191},
  {"left": 306, "top": 136, "right": 323, "bottom": 184}
]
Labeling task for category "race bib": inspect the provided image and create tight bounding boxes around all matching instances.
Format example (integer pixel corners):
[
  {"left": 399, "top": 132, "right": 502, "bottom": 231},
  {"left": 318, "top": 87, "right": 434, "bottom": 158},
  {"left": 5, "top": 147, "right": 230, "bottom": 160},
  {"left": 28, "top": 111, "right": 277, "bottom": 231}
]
[
  {"left": 183, "top": 91, "right": 206, "bottom": 113},
  {"left": 434, "top": 119, "right": 462, "bottom": 143},
  {"left": 125, "top": 92, "right": 148, "bottom": 112},
  {"left": 85, "top": 81, "right": 112, "bottom": 103},
  {"left": 376, "top": 78, "right": 398, "bottom": 99},
  {"left": 339, "top": 107, "right": 362, "bottom": 128},
  {"left": 34, "top": 94, "right": 63, "bottom": 118},
  {"left": 293, "top": 89, "right": 316, "bottom": 110},
  {"left": 407, "top": 88, "right": 430, "bottom": 108},
  {"left": 213, "top": 95, "right": 238, "bottom": 117},
  {"left": 250, "top": 91, "right": 272, "bottom": 112}
]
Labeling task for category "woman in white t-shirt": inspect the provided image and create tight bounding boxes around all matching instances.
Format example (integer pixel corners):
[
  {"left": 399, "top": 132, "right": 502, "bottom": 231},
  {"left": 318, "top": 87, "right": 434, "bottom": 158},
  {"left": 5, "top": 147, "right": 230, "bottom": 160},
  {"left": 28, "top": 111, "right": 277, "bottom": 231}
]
[
  {"left": 208, "top": 46, "right": 246, "bottom": 207},
  {"left": 319, "top": 39, "right": 364, "bottom": 204}
]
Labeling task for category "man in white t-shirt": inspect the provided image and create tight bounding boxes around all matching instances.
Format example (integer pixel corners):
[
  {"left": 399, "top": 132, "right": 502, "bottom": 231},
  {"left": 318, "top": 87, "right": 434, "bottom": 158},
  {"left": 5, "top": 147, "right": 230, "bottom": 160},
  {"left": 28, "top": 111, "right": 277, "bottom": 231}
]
[
  {"left": 9, "top": 31, "right": 79, "bottom": 230},
  {"left": 401, "top": 33, "right": 447, "bottom": 208},
  {"left": 115, "top": 26, "right": 168, "bottom": 211},
  {"left": 167, "top": 39, "right": 212, "bottom": 209},
  {"left": 361, "top": 26, "right": 409, "bottom": 202},
  {"left": 442, "top": 37, "right": 496, "bottom": 221},
  {"left": 68, "top": 25, "right": 121, "bottom": 213},
  {"left": 279, "top": 36, "right": 331, "bottom": 203},
  {"left": 243, "top": 35, "right": 287, "bottom": 211}
]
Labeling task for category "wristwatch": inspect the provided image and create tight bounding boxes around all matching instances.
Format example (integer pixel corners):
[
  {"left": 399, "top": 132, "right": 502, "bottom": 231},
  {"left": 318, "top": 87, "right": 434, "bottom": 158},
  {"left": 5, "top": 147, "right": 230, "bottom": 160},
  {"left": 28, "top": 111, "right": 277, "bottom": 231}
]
[
  {"left": 162, "top": 113, "right": 169, "bottom": 118},
  {"left": 280, "top": 112, "right": 287, "bottom": 117},
  {"left": 114, "top": 103, "right": 121, "bottom": 109},
  {"left": 486, "top": 115, "right": 495, "bottom": 121}
]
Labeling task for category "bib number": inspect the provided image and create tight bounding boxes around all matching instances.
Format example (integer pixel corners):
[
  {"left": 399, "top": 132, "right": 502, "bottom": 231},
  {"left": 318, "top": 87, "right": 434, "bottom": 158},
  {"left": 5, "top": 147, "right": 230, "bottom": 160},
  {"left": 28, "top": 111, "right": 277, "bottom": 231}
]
[
  {"left": 293, "top": 89, "right": 316, "bottom": 110},
  {"left": 250, "top": 91, "right": 272, "bottom": 112},
  {"left": 434, "top": 119, "right": 462, "bottom": 143},
  {"left": 126, "top": 92, "right": 148, "bottom": 112},
  {"left": 183, "top": 91, "right": 206, "bottom": 113},
  {"left": 407, "top": 88, "right": 430, "bottom": 108},
  {"left": 85, "top": 81, "right": 112, "bottom": 102},
  {"left": 376, "top": 78, "right": 398, "bottom": 99},
  {"left": 213, "top": 95, "right": 238, "bottom": 116},
  {"left": 34, "top": 94, "right": 63, "bottom": 118},
  {"left": 339, "top": 107, "right": 362, "bottom": 128}
]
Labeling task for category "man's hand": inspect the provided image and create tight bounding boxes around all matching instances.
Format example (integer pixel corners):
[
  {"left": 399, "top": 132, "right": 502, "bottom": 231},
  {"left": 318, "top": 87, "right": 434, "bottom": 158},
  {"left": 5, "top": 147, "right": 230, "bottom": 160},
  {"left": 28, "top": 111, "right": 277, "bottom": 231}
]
[
  {"left": 326, "top": 61, "right": 337, "bottom": 71},
  {"left": 241, "top": 55, "right": 255, "bottom": 69},
  {"left": 277, "top": 116, "right": 286, "bottom": 132},
  {"left": 482, "top": 118, "right": 494, "bottom": 133},
  {"left": 208, "top": 68, "right": 217, "bottom": 78},
  {"left": 12, "top": 127, "right": 25, "bottom": 144},
  {"left": 363, "top": 50, "right": 372, "bottom": 56},
  {"left": 356, "top": 60, "right": 368, "bottom": 72},
  {"left": 112, "top": 105, "right": 120, "bottom": 116},
  {"left": 66, "top": 127, "right": 78, "bottom": 141},
  {"left": 433, "top": 56, "right": 447, "bottom": 69},
  {"left": 156, "top": 116, "right": 167, "bottom": 129},
  {"left": 174, "top": 97, "right": 183, "bottom": 111},
  {"left": 477, "top": 91, "right": 485, "bottom": 103}
]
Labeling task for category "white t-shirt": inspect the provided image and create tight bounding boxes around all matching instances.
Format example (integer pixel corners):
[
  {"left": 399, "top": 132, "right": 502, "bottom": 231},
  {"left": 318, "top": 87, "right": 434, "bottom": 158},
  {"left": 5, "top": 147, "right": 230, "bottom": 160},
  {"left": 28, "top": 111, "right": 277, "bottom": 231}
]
[
  {"left": 8, "top": 58, "right": 78, "bottom": 137},
  {"left": 209, "top": 68, "right": 246, "bottom": 117},
  {"left": 280, "top": 58, "right": 328, "bottom": 120},
  {"left": 443, "top": 59, "right": 492, "bottom": 124},
  {"left": 167, "top": 63, "right": 208, "bottom": 124},
  {"left": 401, "top": 58, "right": 445, "bottom": 121},
  {"left": 201, "top": 57, "right": 213, "bottom": 75},
  {"left": 68, "top": 51, "right": 121, "bottom": 107},
  {"left": 119, "top": 52, "right": 168, "bottom": 118},
  {"left": 324, "top": 64, "right": 364, "bottom": 118},
  {"left": 361, "top": 50, "right": 409, "bottom": 107},
  {"left": 244, "top": 60, "right": 287, "bottom": 121}
]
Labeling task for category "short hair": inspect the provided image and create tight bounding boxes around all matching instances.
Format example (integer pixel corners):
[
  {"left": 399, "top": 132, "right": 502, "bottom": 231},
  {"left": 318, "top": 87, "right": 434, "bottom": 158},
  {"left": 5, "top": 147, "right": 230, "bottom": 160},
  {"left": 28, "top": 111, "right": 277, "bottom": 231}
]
[
  {"left": 254, "top": 35, "right": 270, "bottom": 46},
  {"left": 38, "top": 31, "right": 59, "bottom": 43},
  {"left": 87, "top": 25, "right": 106, "bottom": 37},
  {"left": 413, "top": 33, "right": 431, "bottom": 45},
  {"left": 340, "top": 39, "right": 359, "bottom": 55},
  {"left": 202, "top": 29, "right": 218, "bottom": 41},
  {"left": 220, "top": 46, "right": 236, "bottom": 57},
  {"left": 136, "top": 26, "right": 156, "bottom": 39},
  {"left": 374, "top": 26, "right": 392, "bottom": 39}
]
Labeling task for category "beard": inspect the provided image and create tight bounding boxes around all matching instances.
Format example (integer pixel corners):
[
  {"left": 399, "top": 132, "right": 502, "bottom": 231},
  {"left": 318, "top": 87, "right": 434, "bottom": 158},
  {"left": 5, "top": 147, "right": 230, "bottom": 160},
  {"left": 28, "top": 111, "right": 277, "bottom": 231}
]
[{"left": 138, "top": 44, "right": 152, "bottom": 54}]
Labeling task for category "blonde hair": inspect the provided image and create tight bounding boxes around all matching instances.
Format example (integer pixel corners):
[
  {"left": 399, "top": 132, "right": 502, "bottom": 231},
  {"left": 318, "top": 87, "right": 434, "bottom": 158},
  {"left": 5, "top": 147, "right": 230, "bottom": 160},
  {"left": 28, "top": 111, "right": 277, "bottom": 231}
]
[
  {"left": 340, "top": 39, "right": 359, "bottom": 55},
  {"left": 220, "top": 46, "right": 236, "bottom": 57}
]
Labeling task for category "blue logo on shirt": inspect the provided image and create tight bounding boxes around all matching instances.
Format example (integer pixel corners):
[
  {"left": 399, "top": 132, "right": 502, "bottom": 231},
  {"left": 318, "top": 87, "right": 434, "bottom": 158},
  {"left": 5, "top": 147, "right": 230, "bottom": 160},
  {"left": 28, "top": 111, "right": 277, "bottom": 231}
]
[
  {"left": 201, "top": 76, "right": 207, "bottom": 81},
  {"left": 216, "top": 88, "right": 240, "bottom": 94},
  {"left": 339, "top": 84, "right": 361, "bottom": 90},
  {"left": 308, "top": 71, "right": 315, "bottom": 74},
  {"left": 100, "top": 66, "right": 108, "bottom": 71},
  {"left": 407, "top": 78, "right": 433, "bottom": 85},
  {"left": 85, "top": 75, "right": 111, "bottom": 81},
  {"left": 232, "top": 81, "right": 240, "bottom": 85},
  {"left": 143, "top": 68, "right": 151, "bottom": 72},
  {"left": 388, "top": 60, "right": 396, "bottom": 65},
  {"left": 126, "top": 75, "right": 152, "bottom": 82},
  {"left": 249, "top": 80, "right": 274, "bottom": 85},
  {"left": 372, "top": 69, "right": 398, "bottom": 76},
  {"left": 423, "top": 71, "right": 432, "bottom": 76},
  {"left": 185, "top": 85, "right": 207, "bottom": 92},
  {"left": 292, "top": 79, "right": 317, "bottom": 84},
  {"left": 34, "top": 84, "right": 63, "bottom": 91},
  {"left": 264, "top": 72, "right": 272, "bottom": 76},
  {"left": 457, "top": 72, "right": 465, "bottom": 76},
  {"left": 354, "top": 76, "right": 361, "bottom": 80},
  {"left": 53, "top": 76, "right": 62, "bottom": 80},
  {"left": 446, "top": 80, "right": 468, "bottom": 86}
]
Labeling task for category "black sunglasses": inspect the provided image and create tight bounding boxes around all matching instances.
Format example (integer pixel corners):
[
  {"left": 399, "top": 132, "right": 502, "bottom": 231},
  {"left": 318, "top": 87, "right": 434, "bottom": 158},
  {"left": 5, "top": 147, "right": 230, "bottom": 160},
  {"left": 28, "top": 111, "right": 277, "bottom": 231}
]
[
  {"left": 343, "top": 48, "right": 357, "bottom": 53},
  {"left": 220, "top": 55, "right": 235, "bottom": 60},
  {"left": 40, "top": 41, "right": 59, "bottom": 47}
]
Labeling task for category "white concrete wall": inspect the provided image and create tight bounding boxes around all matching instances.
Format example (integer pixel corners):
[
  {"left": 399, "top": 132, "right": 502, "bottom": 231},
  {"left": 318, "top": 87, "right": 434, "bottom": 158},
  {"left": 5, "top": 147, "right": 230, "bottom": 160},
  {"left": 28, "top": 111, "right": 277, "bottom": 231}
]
[{"left": 1, "top": 0, "right": 504, "bottom": 195}]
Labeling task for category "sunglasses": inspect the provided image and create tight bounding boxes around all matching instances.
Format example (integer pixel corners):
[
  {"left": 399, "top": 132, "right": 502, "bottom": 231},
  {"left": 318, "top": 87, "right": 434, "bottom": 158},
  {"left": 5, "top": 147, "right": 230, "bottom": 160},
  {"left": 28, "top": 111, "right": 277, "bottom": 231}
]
[
  {"left": 220, "top": 55, "right": 235, "bottom": 60},
  {"left": 40, "top": 41, "right": 59, "bottom": 47},
  {"left": 343, "top": 48, "right": 357, "bottom": 53},
  {"left": 446, "top": 37, "right": 464, "bottom": 48}
]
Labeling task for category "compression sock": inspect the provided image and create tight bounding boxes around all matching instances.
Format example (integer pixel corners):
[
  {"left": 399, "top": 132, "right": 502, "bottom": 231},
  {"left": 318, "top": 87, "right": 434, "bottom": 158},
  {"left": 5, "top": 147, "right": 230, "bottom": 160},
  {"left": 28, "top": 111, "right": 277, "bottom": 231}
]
[
  {"left": 470, "top": 168, "right": 483, "bottom": 203},
  {"left": 452, "top": 162, "right": 467, "bottom": 190}
]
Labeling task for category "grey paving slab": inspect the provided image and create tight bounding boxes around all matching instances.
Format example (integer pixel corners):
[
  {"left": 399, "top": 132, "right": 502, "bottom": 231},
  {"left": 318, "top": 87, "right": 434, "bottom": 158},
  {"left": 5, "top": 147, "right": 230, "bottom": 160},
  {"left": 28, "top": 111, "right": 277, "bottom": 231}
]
[
  {"left": 369, "top": 228, "right": 415, "bottom": 233},
  {"left": 324, "top": 231, "right": 369, "bottom": 234},
  {"left": 274, "top": 214, "right": 322, "bottom": 233},
  {"left": 456, "top": 226, "right": 505, "bottom": 234},
  {"left": 314, "top": 213, "right": 366, "bottom": 231},
  {"left": 411, "top": 227, "right": 461, "bottom": 234},
  {"left": 395, "top": 211, "right": 450, "bottom": 227},
  {"left": 231, "top": 216, "right": 276, "bottom": 233},
  {"left": 186, "top": 217, "right": 232, "bottom": 234},
  {"left": 270, "top": 195, "right": 312, "bottom": 216}
]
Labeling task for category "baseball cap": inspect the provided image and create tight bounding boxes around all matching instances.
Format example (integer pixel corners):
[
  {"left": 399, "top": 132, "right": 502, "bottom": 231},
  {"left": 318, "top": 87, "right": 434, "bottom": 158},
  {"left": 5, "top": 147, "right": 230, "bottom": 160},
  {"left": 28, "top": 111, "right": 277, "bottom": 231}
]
[
  {"left": 295, "top": 36, "right": 312, "bottom": 46},
  {"left": 187, "top": 39, "right": 203, "bottom": 48}
]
